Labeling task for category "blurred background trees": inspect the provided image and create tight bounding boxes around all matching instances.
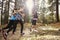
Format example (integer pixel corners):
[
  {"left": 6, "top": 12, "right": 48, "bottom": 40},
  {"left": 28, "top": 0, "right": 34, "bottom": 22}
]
[{"left": 0, "top": 0, "right": 60, "bottom": 25}]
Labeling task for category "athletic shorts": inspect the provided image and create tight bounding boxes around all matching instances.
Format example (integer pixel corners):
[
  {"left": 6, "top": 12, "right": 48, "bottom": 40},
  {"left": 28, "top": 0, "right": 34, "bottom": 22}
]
[{"left": 32, "top": 20, "right": 36, "bottom": 25}]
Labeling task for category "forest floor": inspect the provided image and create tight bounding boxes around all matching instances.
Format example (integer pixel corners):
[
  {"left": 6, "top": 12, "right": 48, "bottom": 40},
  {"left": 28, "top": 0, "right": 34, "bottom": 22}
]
[{"left": 0, "top": 23, "right": 60, "bottom": 40}]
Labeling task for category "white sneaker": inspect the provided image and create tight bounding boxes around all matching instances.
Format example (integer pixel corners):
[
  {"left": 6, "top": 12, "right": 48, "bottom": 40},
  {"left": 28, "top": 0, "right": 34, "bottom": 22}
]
[{"left": 33, "top": 29, "right": 38, "bottom": 32}]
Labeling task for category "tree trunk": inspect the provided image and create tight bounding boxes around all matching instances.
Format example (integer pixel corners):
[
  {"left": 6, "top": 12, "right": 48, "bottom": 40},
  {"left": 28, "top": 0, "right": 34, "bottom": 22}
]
[
  {"left": 4, "top": 0, "right": 10, "bottom": 24},
  {"left": 56, "top": 0, "right": 59, "bottom": 22},
  {"left": 1, "top": 0, "right": 3, "bottom": 25},
  {"left": 15, "top": 0, "right": 17, "bottom": 8}
]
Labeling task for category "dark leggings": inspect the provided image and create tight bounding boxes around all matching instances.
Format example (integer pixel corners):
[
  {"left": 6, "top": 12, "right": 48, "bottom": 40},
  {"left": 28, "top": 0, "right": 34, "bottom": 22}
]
[
  {"left": 19, "top": 20, "right": 24, "bottom": 34},
  {"left": 2, "top": 20, "right": 17, "bottom": 34}
]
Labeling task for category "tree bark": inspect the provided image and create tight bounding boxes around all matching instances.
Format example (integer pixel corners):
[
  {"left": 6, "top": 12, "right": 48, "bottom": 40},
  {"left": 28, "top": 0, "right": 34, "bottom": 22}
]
[
  {"left": 1, "top": 0, "right": 3, "bottom": 25},
  {"left": 4, "top": 0, "right": 10, "bottom": 24},
  {"left": 56, "top": 0, "right": 59, "bottom": 22},
  {"left": 15, "top": 0, "right": 17, "bottom": 9}
]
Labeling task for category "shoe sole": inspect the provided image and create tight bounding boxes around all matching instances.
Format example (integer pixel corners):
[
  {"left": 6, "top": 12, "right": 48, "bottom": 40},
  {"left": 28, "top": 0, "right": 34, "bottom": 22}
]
[{"left": 2, "top": 31, "right": 7, "bottom": 40}]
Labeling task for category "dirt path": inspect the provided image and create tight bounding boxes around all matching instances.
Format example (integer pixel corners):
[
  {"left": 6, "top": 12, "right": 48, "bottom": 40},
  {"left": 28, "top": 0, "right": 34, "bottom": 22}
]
[{"left": 0, "top": 25, "right": 60, "bottom": 40}]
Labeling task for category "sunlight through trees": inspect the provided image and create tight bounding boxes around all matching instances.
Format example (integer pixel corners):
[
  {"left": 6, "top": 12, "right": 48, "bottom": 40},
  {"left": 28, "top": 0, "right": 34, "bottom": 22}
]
[{"left": 0, "top": 0, "right": 60, "bottom": 25}]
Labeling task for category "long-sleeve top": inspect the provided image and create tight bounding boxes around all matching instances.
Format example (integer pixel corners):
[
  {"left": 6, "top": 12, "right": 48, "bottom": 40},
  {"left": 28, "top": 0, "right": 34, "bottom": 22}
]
[
  {"left": 15, "top": 13, "right": 23, "bottom": 20},
  {"left": 32, "top": 13, "right": 38, "bottom": 20}
]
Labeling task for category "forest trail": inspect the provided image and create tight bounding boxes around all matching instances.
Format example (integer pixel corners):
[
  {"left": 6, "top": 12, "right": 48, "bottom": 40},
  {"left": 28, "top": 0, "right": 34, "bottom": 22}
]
[{"left": 0, "top": 23, "right": 60, "bottom": 40}]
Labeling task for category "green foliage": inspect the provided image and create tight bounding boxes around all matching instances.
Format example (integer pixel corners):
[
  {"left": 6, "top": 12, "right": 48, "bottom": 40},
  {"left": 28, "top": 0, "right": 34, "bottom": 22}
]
[{"left": 48, "top": 0, "right": 53, "bottom": 4}]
